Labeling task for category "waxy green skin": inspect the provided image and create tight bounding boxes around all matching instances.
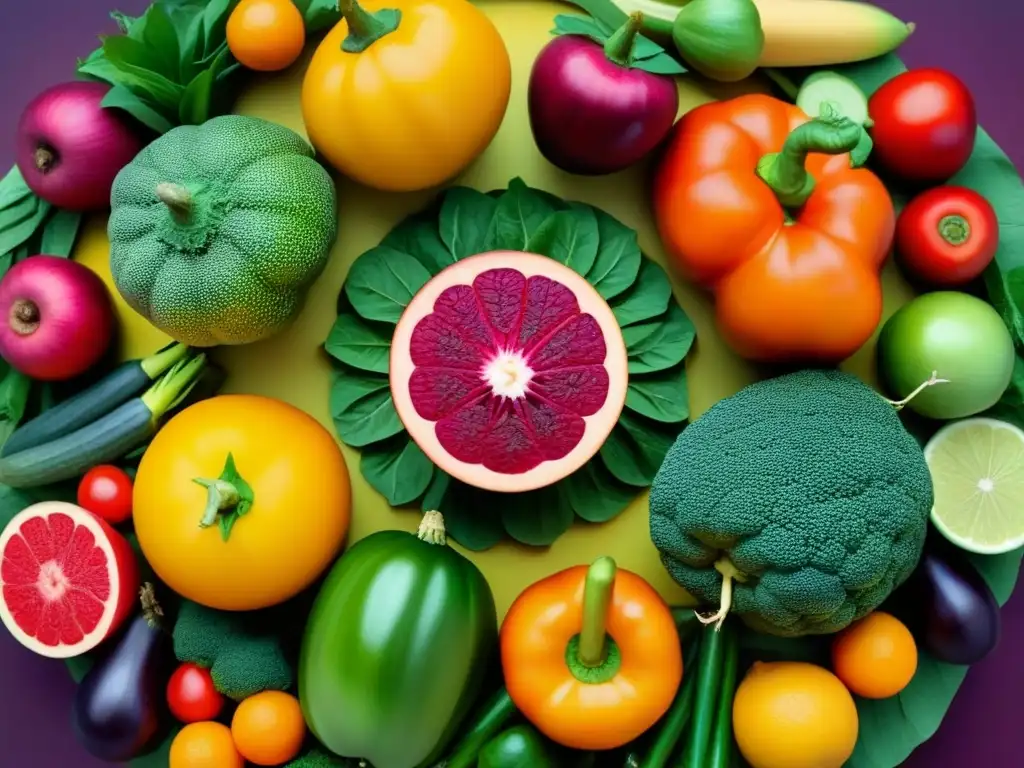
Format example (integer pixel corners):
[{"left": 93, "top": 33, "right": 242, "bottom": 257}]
[
  {"left": 479, "top": 724, "right": 556, "bottom": 768},
  {"left": 298, "top": 528, "right": 497, "bottom": 768}
]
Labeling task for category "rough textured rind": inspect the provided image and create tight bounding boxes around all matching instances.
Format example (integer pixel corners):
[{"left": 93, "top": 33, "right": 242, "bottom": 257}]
[
  {"left": 108, "top": 114, "right": 337, "bottom": 347},
  {"left": 649, "top": 369, "right": 933, "bottom": 637}
]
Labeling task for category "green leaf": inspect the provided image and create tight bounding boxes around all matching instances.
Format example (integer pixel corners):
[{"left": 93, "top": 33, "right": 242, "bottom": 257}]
[
  {"left": 983, "top": 354, "right": 1024, "bottom": 431},
  {"left": 0, "top": 366, "right": 33, "bottom": 445},
  {"left": 381, "top": 210, "right": 455, "bottom": 274},
  {"left": 192, "top": 452, "right": 254, "bottom": 541},
  {"left": 501, "top": 485, "right": 575, "bottom": 546},
  {"left": 0, "top": 166, "right": 32, "bottom": 210},
  {"left": 139, "top": 3, "right": 183, "bottom": 81},
  {"left": 626, "top": 362, "right": 689, "bottom": 423},
  {"left": 101, "top": 85, "right": 176, "bottom": 134},
  {"left": 345, "top": 247, "right": 433, "bottom": 324},
  {"left": 39, "top": 208, "right": 83, "bottom": 257},
  {"left": 0, "top": 197, "right": 50, "bottom": 256},
  {"left": 526, "top": 206, "right": 600, "bottom": 276},
  {"left": 562, "top": 459, "right": 636, "bottom": 523},
  {"left": 360, "top": 437, "right": 433, "bottom": 506},
  {"left": 439, "top": 186, "right": 498, "bottom": 262},
  {"left": 296, "top": 0, "right": 344, "bottom": 32},
  {"left": 484, "top": 177, "right": 559, "bottom": 251},
  {"left": 178, "top": 66, "right": 216, "bottom": 125},
  {"left": 324, "top": 313, "right": 392, "bottom": 374},
  {"left": 98, "top": 38, "right": 187, "bottom": 110},
  {"left": 626, "top": 302, "right": 696, "bottom": 374},
  {"left": 420, "top": 469, "right": 449, "bottom": 512},
  {"left": 329, "top": 369, "right": 403, "bottom": 447},
  {"left": 631, "top": 52, "right": 688, "bottom": 76},
  {"left": 611, "top": 259, "right": 673, "bottom": 327},
  {"left": 0, "top": 194, "right": 45, "bottom": 237},
  {"left": 586, "top": 208, "right": 642, "bottom": 300},
  {"left": 203, "top": 0, "right": 241, "bottom": 55},
  {"left": 77, "top": 53, "right": 126, "bottom": 88},
  {"left": 434, "top": 479, "right": 506, "bottom": 551},
  {"left": 550, "top": 13, "right": 607, "bottom": 45},
  {"left": 599, "top": 411, "right": 680, "bottom": 486}
]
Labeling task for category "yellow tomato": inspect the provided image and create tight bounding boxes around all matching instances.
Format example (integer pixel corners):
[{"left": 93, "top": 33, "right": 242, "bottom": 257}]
[
  {"left": 133, "top": 395, "right": 351, "bottom": 611},
  {"left": 300, "top": 0, "right": 512, "bottom": 192}
]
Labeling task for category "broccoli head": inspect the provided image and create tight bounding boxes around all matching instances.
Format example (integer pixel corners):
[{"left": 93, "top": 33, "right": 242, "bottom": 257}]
[
  {"left": 173, "top": 599, "right": 294, "bottom": 701},
  {"left": 650, "top": 369, "right": 934, "bottom": 637}
]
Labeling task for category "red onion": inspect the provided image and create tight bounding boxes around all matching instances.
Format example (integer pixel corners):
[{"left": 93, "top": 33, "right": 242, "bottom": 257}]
[
  {"left": 0, "top": 255, "right": 117, "bottom": 381},
  {"left": 16, "top": 82, "right": 145, "bottom": 212}
]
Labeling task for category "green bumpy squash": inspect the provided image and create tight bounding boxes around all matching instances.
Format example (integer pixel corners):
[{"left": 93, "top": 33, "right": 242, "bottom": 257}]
[
  {"left": 299, "top": 511, "right": 497, "bottom": 768},
  {"left": 108, "top": 114, "right": 337, "bottom": 347}
]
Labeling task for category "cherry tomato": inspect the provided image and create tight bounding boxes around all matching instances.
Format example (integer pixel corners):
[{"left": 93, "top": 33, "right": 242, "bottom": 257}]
[
  {"left": 868, "top": 68, "right": 977, "bottom": 184},
  {"left": 167, "top": 663, "right": 225, "bottom": 724},
  {"left": 77, "top": 465, "right": 134, "bottom": 524},
  {"left": 895, "top": 185, "right": 998, "bottom": 286}
]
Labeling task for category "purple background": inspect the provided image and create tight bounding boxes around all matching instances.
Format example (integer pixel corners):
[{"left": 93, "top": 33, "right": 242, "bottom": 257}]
[{"left": 1, "top": 0, "right": 1023, "bottom": 766}]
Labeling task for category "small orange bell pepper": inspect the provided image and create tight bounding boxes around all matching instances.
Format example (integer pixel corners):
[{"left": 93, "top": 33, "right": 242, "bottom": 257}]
[
  {"left": 500, "top": 556, "right": 683, "bottom": 751},
  {"left": 653, "top": 94, "right": 895, "bottom": 364}
]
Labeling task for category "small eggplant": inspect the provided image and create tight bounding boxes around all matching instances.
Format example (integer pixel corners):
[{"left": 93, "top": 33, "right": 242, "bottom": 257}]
[
  {"left": 888, "top": 538, "right": 1001, "bottom": 665},
  {"left": 72, "top": 583, "right": 173, "bottom": 762},
  {"left": 528, "top": 12, "right": 680, "bottom": 176}
]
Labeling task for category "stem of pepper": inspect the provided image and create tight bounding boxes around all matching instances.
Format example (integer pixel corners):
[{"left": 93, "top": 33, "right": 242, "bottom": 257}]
[
  {"left": 155, "top": 182, "right": 193, "bottom": 222},
  {"left": 417, "top": 510, "right": 448, "bottom": 546},
  {"left": 603, "top": 12, "right": 644, "bottom": 68},
  {"left": 338, "top": 0, "right": 401, "bottom": 54},
  {"left": 578, "top": 556, "right": 618, "bottom": 667},
  {"left": 755, "top": 104, "right": 863, "bottom": 209}
]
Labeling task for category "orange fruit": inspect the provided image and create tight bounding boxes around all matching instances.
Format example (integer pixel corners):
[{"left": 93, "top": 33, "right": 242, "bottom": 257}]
[
  {"left": 231, "top": 690, "right": 306, "bottom": 766},
  {"left": 227, "top": 0, "right": 306, "bottom": 72},
  {"left": 832, "top": 611, "right": 918, "bottom": 699},
  {"left": 170, "top": 721, "right": 244, "bottom": 768},
  {"left": 732, "top": 661, "right": 859, "bottom": 768}
]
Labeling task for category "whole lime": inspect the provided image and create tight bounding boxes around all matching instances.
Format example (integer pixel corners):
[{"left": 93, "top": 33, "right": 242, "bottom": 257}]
[{"left": 877, "top": 291, "right": 1014, "bottom": 419}]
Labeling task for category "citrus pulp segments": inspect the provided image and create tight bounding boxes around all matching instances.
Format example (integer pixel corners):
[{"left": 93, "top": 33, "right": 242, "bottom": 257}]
[
  {"left": 390, "top": 251, "right": 629, "bottom": 493},
  {"left": 0, "top": 502, "right": 139, "bottom": 658},
  {"left": 924, "top": 417, "right": 1024, "bottom": 554}
]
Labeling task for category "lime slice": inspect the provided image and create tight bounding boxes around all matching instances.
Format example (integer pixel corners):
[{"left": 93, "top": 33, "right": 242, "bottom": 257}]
[{"left": 924, "top": 417, "right": 1024, "bottom": 554}]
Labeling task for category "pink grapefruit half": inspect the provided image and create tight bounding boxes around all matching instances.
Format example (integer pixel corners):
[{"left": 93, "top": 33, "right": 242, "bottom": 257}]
[
  {"left": 0, "top": 501, "right": 140, "bottom": 658},
  {"left": 390, "top": 251, "right": 628, "bottom": 493}
]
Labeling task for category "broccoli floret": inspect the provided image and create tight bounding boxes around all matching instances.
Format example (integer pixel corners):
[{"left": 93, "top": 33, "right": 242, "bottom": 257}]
[
  {"left": 172, "top": 600, "right": 294, "bottom": 701},
  {"left": 650, "top": 369, "right": 933, "bottom": 637}
]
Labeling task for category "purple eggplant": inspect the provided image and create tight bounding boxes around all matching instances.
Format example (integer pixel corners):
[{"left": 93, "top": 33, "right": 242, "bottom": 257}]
[
  {"left": 887, "top": 538, "right": 1001, "bottom": 665},
  {"left": 528, "top": 12, "right": 680, "bottom": 175},
  {"left": 72, "top": 583, "right": 173, "bottom": 762}
]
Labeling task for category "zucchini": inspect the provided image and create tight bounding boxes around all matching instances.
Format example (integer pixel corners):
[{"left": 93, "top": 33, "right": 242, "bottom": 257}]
[
  {"left": 1, "top": 342, "right": 190, "bottom": 457},
  {"left": 0, "top": 353, "right": 206, "bottom": 488}
]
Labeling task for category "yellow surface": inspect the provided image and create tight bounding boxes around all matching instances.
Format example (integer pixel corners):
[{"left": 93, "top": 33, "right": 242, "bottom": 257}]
[{"left": 71, "top": 0, "right": 918, "bottom": 619}]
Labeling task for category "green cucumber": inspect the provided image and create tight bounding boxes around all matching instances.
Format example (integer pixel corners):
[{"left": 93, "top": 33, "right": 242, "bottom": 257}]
[
  {"left": 0, "top": 354, "right": 206, "bottom": 488},
  {"left": 1, "top": 342, "right": 190, "bottom": 457},
  {"left": 707, "top": 626, "right": 741, "bottom": 768}
]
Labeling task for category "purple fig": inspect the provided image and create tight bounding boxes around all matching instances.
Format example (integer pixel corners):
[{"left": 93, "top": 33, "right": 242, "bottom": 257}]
[{"left": 528, "top": 12, "right": 680, "bottom": 176}]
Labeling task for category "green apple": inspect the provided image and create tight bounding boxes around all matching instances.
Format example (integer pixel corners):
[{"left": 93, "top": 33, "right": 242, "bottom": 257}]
[{"left": 877, "top": 291, "right": 1014, "bottom": 420}]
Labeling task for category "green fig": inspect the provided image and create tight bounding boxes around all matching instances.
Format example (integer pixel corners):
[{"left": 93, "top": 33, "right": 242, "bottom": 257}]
[{"left": 671, "top": 0, "right": 765, "bottom": 82}]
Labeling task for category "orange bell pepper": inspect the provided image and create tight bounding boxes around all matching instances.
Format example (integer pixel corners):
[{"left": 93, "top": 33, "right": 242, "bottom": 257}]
[
  {"left": 653, "top": 94, "right": 895, "bottom": 364},
  {"left": 500, "top": 556, "right": 683, "bottom": 751}
]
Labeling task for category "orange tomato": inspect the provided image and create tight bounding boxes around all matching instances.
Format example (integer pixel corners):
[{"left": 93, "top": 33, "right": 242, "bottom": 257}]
[
  {"left": 227, "top": 0, "right": 306, "bottom": 72},
  {"left": 500, "top": 561, "right": 682, "bottom": 751},
  {"left": 832, "top": 611, "right": 918, "bottom": 699},
  {"left": 170, "top": 722, "right": 244, "bottom": 768},
  {"left": 732, "top": 661, "right": 859, "bottom": 768},
  {"left": 301, "top": 0, "right": 511, "bottom": 192},
  {"left": 133, "top": 395, "right": 351, "bottom": 611},
  {"left": 653, "top": 94, "right": 895, "bottom": 365},
  {"left": 231, "top": 691, "right": 306, "bottom": 766}
]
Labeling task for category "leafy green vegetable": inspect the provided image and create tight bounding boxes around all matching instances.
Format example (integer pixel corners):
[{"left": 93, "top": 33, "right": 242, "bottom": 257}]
[
  {"left": 327, "top": 179, "right": 696, "bottom": 549},
  {"left": 549, "top": 13, "right": 686, "bottom": 77}
]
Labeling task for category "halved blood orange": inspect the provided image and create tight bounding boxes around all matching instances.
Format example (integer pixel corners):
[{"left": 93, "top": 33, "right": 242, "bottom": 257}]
[
  {"left": 390, "top": 251, "right": 628, "bottom": 493},
  {"left": 0, "top": 501, "right": 139, "bottom": 658}
]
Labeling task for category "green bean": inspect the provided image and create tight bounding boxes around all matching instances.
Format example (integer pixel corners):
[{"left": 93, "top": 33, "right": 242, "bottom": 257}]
[
  {"left": 707, "top": 625, "right": 741, "bottom": 768},
  {"left": 636, "top": 633, "right": 703, "bottom": 768},
  {"left": 680, "top": 621, "right": 730, "bottom": 768}
]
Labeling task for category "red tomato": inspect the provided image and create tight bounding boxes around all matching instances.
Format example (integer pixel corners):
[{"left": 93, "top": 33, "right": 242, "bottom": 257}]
[
  {"left": 868, "top": 68, "right": 977, "bottom": 183},
  {"left": 895, "top": 185, "right": 998, "bottom": 286},
  {"left": 77, "top": 465, "right": 134, "bottom": 524},
  {"left": 167, "top": 663, "right": 225, "bottom": 724}
]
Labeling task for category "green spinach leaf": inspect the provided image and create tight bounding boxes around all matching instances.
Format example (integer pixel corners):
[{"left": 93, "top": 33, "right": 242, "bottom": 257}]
[
  {"left": 586, "top": 208, "right": 642, "bottom": 300},
  {"left": 626, "top": 362, "right": 690, "bottom": 423},
  {"left": 324, "top": 313, "right": 391, "bottom": 374},
  {"left": 179, "top": 67, "right": 216, "bottom": 125},
  {"left": 0, "top": 198, "right": 50, "bottom": 256},
  {"left": 40, "top": 209, "right": 83, "bottom": 257},
  {"left": 434, "top": 479, "right": 507, "bottom": 551},
  {"left": 296, "top": 0, "right": 344, "bottom": 31},
  {"left": 626, "top": 302, "right": 696, "bottom": 374},
  {"left": 611, "top": 259, "right": 673, "bottom": 327},
  {"left": 526, "top": 205, "right": 600, "bottom": 276},
  {"left": 439, "top": 186, "right": 498, "bottom": 261},
  {"left": 101, "top": 85, "right": 176, "bottom": 134},
  {"left": 501, "top": 485, "right": 575, "bottom": 546},
  {"left": 381, "top": 210, "right": 455, "bottom": 274},
  {"left": 0, "top": 167, "right": 32, "bottom": 210},
  {"left": 0, "top": 366, "right": 33, "bottom": 445},
  {"left": 485, "top": 178, "right": 559, "bottom": 251},
  {"left": 345, "top": 247, "right": 432, "bottom": 324},
  {"left": 360, "top": 436, "right": 433, "bottom": 506},
  {"left": 600, "top": 411, "right": 680, "bottom": 486},
  {"left": 328, "top": 369, "right": 403, "bottom": 447},
  {"left": 139, "top": 3, "right": 182, "bottom": 81},
  {"left": 563, "top": 459, "right": 636, "bottom": 523},
  {"left": 202, "top": 0, "right": 241, "bottom": 54},
  {"left": 420, "top": 469, "right": 449, "bottom": 512}
]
